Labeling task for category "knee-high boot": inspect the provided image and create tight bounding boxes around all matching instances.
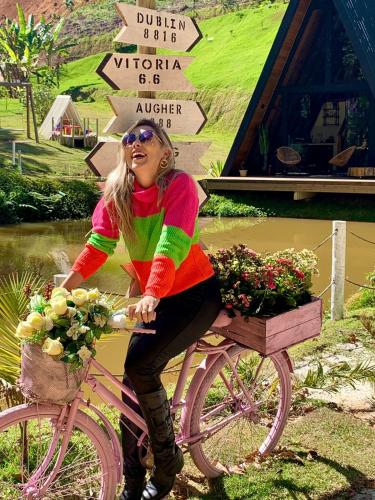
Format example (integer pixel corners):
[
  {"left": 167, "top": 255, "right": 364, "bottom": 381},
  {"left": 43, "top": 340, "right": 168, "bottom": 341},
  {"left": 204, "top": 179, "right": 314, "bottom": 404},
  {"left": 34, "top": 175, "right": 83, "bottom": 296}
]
[
  {"left": 137, "top": 387, "right": 184, "bottom": 500},
  {"left": 120, "top": 379, "right": 147, "bottom": 500}
]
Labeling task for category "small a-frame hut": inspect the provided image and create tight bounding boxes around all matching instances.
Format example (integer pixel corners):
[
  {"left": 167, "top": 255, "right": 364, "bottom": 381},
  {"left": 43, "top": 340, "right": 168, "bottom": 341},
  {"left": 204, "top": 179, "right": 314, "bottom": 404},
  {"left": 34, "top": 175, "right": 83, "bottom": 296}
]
[
  {"left": 224, "top": 0, "right": 375, "bottom": 178},
  {"left": 39, "top": 95, "right": 83, "bottom": 140}
]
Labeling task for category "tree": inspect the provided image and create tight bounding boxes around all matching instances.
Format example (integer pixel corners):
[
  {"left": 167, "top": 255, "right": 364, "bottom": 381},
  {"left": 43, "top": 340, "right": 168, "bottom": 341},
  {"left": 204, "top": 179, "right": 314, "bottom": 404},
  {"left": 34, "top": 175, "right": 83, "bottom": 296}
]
[{"left": 0, "top": 3, "right": 74, "bottom": 88}]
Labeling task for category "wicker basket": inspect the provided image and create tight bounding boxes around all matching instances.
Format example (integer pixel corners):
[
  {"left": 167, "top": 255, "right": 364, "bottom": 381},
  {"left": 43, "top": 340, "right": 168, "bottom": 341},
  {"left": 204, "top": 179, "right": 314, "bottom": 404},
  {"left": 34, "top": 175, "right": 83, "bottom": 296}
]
[{"left": 19, "top": 343, "right": 85, "bottom": 405}]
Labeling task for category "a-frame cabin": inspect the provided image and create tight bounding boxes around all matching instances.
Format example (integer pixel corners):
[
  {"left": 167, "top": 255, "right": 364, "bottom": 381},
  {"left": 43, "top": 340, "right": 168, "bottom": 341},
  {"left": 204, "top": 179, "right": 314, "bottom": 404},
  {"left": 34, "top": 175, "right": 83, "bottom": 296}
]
[{"left": 223, "top": 0, "right": 375, "bottom": 180}]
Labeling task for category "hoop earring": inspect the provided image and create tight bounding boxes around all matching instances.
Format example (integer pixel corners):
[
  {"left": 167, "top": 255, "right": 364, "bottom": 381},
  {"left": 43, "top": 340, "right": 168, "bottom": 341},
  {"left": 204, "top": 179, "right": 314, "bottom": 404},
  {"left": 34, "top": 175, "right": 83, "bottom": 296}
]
[{"left": 159, "top": 158, "right": 169, "bottom": 169}]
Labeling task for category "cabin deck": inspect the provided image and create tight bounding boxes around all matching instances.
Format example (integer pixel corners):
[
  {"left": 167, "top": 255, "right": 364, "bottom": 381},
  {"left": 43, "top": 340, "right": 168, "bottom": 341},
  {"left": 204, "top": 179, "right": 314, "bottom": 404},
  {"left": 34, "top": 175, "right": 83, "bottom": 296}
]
[{"left": 204, "top": 176, "right": 375, "bottom": 195}]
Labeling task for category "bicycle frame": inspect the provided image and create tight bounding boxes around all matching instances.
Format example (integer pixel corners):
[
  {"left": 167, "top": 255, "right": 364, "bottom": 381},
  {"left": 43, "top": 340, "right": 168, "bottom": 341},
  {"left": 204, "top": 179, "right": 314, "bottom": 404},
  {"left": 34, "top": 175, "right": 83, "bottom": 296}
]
[{"left": 21, "top": 334, "right": 293, "bottom": 495}]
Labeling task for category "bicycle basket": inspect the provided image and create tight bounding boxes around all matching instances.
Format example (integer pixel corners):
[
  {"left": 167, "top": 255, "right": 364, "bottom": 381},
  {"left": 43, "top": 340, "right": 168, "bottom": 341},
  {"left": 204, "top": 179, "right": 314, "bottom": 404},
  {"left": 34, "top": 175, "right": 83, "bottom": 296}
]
[{"left": 19, "top": 343, "right": 85, "bottom": 405}]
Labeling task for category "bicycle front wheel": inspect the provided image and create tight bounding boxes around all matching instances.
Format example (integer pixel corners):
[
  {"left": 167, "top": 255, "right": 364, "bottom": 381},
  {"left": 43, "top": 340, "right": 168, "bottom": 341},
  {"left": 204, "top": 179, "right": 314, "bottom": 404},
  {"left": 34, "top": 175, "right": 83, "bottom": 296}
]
[
  {"left": 0, "top": 403, "right": 117, "bottom": 499},
  {"left": 187, "top": 345, "right": 291, "bottom": 478}
]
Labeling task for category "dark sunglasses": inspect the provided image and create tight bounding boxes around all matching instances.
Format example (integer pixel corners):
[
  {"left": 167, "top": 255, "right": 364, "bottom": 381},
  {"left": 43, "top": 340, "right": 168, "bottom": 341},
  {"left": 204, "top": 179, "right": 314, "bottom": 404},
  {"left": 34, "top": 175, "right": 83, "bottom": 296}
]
[{"left": 122, "top": 129, "right": 161, "bottom": 146}]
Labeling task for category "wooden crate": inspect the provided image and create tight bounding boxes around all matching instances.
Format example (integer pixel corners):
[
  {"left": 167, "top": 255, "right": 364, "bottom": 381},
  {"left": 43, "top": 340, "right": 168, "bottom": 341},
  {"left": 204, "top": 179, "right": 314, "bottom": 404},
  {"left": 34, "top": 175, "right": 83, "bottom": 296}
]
[{"left": 211, "top": 297, "right": 322, "bottom": 355}]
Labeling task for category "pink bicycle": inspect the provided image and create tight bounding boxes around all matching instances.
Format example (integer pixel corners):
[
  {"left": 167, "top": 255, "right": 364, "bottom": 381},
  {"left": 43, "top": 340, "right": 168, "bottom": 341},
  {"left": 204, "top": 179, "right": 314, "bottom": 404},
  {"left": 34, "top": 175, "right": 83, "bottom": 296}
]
[{"left": 0, "top": 311, "right": 293, "bottom": 499}]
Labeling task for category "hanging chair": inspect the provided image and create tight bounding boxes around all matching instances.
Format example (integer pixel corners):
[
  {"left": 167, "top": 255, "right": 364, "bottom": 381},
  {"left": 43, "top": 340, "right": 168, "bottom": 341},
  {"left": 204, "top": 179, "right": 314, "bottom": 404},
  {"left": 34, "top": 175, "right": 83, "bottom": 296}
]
[
  {"left": 328, "top": 146, "right": 356, "bottom": 167},
  {"left": 276, "top": 147, "right": 302, "bottom": 166}
]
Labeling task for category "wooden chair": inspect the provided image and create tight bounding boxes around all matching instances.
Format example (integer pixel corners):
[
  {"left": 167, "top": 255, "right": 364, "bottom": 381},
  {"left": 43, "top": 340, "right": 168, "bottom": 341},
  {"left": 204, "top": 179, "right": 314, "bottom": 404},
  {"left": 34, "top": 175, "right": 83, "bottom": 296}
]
[
  {"left": 328, "top": 146, "right": 356, "bottom": 168},
  {"left": 276, "top": 147, "right": 301, "bottom": 167}
]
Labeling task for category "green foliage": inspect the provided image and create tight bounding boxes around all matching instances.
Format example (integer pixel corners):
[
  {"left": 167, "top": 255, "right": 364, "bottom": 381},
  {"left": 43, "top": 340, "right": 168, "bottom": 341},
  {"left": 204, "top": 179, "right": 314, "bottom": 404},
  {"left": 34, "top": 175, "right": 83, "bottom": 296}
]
[
  {"left": 294, "top": 360, "right": 375, "bottom": 394},
  {"left": 200, "top": 194, "right": 267, "bottom": 217},
  {"left": 31, "top": 85, "right": 56, "bottom": 124},
  {"left": 0, "top": 170, "right": 99, "bottom": 223},
  {"left": 346, "top": 270, "right": 375, "bottom": 310},
  {"left": 0, "top": 271, "right": 45, "bottom": 385},
  {"left": 0, "top": 3, "right": 74, "bottom": 86},
  {"left": 205, "top": 159, "right": 224, "bottom": 177}
]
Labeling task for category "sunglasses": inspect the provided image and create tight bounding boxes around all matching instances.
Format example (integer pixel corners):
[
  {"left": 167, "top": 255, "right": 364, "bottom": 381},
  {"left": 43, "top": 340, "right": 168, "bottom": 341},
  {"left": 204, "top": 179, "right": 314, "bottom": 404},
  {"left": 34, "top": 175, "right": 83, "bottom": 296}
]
[{"left": 122, "top": 129, "right": 161, "bottom": 146}]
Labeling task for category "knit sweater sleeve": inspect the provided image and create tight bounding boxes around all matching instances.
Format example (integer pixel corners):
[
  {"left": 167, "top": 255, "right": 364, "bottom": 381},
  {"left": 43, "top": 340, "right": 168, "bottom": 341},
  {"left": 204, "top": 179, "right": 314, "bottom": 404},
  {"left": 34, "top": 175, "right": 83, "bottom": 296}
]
[
  {"left": 144, "top": 173, "right": 199, "bottom": 298},
  {"left": 71, "top": 197, "right": 120, "bottom": 280}
]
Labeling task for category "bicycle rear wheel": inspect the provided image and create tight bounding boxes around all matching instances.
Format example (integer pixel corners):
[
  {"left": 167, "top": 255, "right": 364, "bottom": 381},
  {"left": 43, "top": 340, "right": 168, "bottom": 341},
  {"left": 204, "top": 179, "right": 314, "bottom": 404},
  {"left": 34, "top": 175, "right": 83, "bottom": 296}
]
[
  {"left": 187, "top": 345, "right": 291, "bottom": 478},
  {"left": 0, "top": 403, "right": 117, "bottom": 499}
]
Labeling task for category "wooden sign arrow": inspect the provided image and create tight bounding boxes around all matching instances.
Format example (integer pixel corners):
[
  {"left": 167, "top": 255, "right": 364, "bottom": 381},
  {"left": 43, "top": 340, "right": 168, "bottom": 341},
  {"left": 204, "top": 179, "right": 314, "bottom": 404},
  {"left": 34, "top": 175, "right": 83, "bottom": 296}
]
[
  {"left": 115, "top": 3, "right": 202, "bottom": 52},
  {"left": 104, "top": 96, "right": 207, "bottom": 135},
  {"left": 86, "top": 140, "right": 210, "bottom": 178},
  {"left": 97, "top": 53, "right": 195, "bottom": 92}
]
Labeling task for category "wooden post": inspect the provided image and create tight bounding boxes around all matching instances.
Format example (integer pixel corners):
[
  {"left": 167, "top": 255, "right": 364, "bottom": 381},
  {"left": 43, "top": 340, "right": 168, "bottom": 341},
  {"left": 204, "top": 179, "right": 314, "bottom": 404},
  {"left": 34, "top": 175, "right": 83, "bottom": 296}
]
[
  {"left": 28, "top": 85, "right": 39, "bottom": 143},
  {"left": 330, "top": 220, "right": 346, "bottom": 320},
  {"left": 12, "top": 141, "right": 16, "bottom": 166},
  {"left": 83, "top": 118, "right": 86, "bottom": 147},
  {"left": 17, "top": 150, "right": 22, "bottom": 173},
  {"left": 25, "top": 84, "right": 31, "bottom": 139},
  {"left": 137, "top": 0, "right": 156, "bottom": 99}
]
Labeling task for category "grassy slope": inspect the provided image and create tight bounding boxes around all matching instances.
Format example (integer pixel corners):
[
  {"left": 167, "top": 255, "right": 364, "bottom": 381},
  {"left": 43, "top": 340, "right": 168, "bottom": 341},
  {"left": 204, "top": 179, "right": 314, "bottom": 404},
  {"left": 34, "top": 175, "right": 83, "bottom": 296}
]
[{"left": 0, "top": 3, "right": 287, "bottom": 174}]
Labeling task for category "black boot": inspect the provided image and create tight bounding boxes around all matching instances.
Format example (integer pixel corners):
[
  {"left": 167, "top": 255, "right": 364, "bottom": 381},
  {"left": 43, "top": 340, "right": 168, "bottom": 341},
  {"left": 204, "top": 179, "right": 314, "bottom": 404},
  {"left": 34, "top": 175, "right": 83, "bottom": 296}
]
[
  {"left": 137, "top": 387, "right": 184, "bottom": 500},
  {"left": 120, "top": 378, "right": 147, "bottom": 500}
]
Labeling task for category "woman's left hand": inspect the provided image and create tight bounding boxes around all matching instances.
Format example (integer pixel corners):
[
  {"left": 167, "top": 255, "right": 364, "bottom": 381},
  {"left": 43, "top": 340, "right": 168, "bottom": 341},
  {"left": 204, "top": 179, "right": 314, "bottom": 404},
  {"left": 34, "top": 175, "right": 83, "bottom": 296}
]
[{"left": 128, "top": 295, "right": 160, "bottom": 323}]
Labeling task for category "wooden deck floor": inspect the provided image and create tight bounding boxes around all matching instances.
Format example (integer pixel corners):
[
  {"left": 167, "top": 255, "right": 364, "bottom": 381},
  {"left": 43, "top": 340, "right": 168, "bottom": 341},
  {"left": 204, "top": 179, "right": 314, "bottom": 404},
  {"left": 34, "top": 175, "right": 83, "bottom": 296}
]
[{"left": 204, "top": 176, "right": 375, "bottom": 195}]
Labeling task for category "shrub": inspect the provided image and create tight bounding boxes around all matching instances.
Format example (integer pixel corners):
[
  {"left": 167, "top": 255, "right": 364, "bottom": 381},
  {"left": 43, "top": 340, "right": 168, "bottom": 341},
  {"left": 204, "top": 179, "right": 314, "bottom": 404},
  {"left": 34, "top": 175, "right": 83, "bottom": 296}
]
[
  {"left": 200, "top": 194, "right": 267, "bottom": 217},
  {"left": 346, "top": 270, "right": 375, "bottom": 310},
  {"left": 0, "top": 170, "right": 99, "bottom": 223}
]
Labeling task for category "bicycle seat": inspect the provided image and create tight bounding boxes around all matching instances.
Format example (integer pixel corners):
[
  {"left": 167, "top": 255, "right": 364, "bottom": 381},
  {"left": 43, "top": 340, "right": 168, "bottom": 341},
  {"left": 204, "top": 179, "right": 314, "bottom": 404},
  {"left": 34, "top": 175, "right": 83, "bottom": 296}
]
[{"left": 211, "top": 309, "right": 232, "bottom": 328}]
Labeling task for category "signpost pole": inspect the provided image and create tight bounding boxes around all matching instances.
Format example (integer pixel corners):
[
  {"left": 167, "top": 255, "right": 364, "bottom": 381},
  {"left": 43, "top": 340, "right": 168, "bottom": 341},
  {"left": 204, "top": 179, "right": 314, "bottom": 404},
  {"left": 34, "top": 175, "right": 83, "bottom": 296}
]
[{"left": 137, "top": 0, "right": 156, "bottom": 100}]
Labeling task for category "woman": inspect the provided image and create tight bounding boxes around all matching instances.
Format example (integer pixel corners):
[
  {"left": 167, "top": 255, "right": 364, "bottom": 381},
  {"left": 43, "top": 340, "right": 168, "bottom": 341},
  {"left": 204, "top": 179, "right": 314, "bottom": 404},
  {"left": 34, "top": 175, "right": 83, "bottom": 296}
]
[{"left": 61, "top": 119, "right": 222, "bottom": 500}]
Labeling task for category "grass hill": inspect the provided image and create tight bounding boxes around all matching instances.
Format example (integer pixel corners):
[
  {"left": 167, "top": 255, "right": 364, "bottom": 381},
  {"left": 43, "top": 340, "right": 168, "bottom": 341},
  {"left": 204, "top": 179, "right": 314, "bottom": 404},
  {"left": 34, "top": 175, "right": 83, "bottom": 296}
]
[{"left": 0, "top": 1, "right": 287, "bottom": 175}]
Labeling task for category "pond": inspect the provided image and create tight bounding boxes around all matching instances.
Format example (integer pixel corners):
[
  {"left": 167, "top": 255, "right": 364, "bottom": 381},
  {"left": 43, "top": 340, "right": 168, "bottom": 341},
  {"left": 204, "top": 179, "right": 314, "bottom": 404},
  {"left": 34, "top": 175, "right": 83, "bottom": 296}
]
[{"left": 0, "top": 217, "right": 373, "bottom": 386}]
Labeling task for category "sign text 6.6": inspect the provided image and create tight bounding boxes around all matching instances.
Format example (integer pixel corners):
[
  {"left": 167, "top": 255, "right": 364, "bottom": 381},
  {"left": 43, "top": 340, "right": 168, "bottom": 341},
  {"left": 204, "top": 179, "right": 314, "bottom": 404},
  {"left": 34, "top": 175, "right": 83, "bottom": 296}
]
[{"left": 139, "top": 73, "right": 160, "bottom": 85}]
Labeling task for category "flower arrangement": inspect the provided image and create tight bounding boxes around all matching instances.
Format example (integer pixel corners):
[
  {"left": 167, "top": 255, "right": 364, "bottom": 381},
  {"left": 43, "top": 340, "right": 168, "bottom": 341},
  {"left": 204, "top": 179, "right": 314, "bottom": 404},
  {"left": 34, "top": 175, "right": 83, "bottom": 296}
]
[
  {"left": 16, "top": 286, "right": 135, "bottom": 370},
  {"left": 209, "top": 245, "right": 318, "bottom": 318}
]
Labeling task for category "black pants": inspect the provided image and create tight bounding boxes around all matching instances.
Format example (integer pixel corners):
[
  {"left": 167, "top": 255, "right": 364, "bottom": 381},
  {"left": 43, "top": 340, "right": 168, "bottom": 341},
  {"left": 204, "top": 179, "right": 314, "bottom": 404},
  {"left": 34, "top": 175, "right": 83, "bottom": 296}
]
[{"left": 120, "top": 275, "right": 222, "bottom": 476}]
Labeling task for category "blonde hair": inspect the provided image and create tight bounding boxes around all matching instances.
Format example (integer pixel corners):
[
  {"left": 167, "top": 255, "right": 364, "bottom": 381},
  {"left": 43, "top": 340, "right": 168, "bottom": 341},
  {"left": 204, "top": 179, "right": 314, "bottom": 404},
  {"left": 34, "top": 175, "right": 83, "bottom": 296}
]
[{"left": 103, "top": 119, "right": 177, "bottom": 239}]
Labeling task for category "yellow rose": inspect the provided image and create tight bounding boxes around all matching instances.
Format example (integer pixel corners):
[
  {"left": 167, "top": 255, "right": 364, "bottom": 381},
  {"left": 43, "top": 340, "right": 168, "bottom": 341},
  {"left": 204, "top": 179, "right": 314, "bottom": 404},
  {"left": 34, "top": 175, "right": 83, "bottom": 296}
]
[
  {"left": 77, "top": 345, "right": 92, "bottom": 361},
  {"left": 50, "top": 296, "right": 68, "bottom": 316},
  {"left": 15, "top": 321, "right": 34, "bottom": 339},
  {"left": 87, "top": 288, "right": 100, "bottom": 301},
  {"left": 51, "top": 287, "right": 69, "bottom": 298},
  {"left": 26, "top": 312, "right": 44, "bottom": 331},
  {"left": 42, "top": 337, "right": 64, "bottom": 356},
  {"left": 71, "top": 288, "right": 88, "bottom": 306}
]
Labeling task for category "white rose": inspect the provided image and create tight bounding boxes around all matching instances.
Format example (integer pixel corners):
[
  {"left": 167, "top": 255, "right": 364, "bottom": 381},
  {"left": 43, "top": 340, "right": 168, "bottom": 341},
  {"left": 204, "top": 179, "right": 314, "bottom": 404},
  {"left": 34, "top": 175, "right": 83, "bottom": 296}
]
[
  {"left": 67, "top": 306, "right": 77, "bottom": 318},
  {"left": 15, "top": 321, "right": 34, "bottom": 339},
  {"left": 71, "top": 289, "right": 88, "bottom": 306},
  {"left": 51, "top": 287, "right": 69, "bottom": 298},
  {"left": 26, "top": 312, "right": 44, "bottom": 331},
  {"left": 44, "top": 317, "right": 54, "bottom": 331},
  {"left": 50, "top": 296, "right": 68, "bottom": 316},
  {"left": 79, "top": 325, "right": 90, "bottom": 334},
  {"left": 77, "top": 345, "right": 92, "bottom": 361},
  {"left": 108, "top": 314, "right": 137, "bottom": 330},
  {"left": 42, "top": 337, "right": 64, "bottom": 356}
]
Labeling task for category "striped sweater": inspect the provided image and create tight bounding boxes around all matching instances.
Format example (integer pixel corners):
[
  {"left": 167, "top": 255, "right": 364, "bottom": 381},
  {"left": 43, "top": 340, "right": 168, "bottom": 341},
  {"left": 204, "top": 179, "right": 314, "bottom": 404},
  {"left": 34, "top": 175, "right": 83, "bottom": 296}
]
[{"left": 71, "top": 172, "right": 214, "bottom": 298}]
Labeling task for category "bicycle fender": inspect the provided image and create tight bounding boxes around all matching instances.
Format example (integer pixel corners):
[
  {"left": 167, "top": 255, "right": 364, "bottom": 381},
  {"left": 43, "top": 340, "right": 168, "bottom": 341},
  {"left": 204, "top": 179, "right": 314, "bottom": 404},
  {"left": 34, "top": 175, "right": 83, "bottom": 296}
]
[
  {"left": 80, "top": 401, "right": 123, "bottom": 484},
  {"left": 280, "top": 350, "right": 294, "bottom": 373}
]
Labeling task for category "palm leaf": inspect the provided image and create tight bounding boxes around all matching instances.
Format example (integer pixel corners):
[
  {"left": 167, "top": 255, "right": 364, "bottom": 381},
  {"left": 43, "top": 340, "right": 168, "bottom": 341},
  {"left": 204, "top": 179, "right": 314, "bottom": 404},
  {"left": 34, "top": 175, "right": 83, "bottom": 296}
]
[
  {"left": 0, "top": 271, "right": 45, "bottom": 384},
  {"left": 16, "top": 3, "right": 26, "bottom": 34}
]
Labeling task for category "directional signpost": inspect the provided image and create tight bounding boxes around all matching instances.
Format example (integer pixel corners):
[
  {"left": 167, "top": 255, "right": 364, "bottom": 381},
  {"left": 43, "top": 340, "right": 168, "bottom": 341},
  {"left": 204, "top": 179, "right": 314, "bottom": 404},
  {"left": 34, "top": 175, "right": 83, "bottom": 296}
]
[
  {"left": 115, "top": 3, "right": 203, "bottom": 51},
  {"left": 104, "top": 96, "right": 207, "bottom": 135},
  {"left": 86, "top": 140, "right": 210, "bottom": 177},
  {"left": 97, "top": 53, "right": 195, "bottom": 92},
  {"left": 88, "top": 0, "right": 211, "bottom": 207}
]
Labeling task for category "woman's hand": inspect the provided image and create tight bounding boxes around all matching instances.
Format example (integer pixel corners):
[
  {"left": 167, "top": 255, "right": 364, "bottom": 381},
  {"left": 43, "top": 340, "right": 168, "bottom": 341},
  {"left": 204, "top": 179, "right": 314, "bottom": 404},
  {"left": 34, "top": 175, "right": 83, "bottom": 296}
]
[{"left": 128, "top": 295, "right": 160, "bottom": 323}]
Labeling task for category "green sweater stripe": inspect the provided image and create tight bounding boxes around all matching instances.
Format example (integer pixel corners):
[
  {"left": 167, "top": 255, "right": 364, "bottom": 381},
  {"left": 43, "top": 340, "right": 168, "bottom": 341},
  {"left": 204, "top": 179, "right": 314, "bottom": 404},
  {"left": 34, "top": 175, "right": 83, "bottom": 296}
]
[
  {"left": 129, "top": 211, "right": 165, "bottom": 261},
  {"left": 155, "top": 225, "right": 192, "bottom": 268},
  {"left": 88, "top": 231, "right": 119, "bottom": 256}
]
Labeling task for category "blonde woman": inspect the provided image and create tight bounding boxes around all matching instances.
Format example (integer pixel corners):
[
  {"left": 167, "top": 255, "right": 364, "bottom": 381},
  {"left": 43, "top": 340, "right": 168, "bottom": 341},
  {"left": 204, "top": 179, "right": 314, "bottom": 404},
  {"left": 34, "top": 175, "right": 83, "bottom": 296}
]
[{"left": 62, "top": 119, "right": 222, "bottom": 500}]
